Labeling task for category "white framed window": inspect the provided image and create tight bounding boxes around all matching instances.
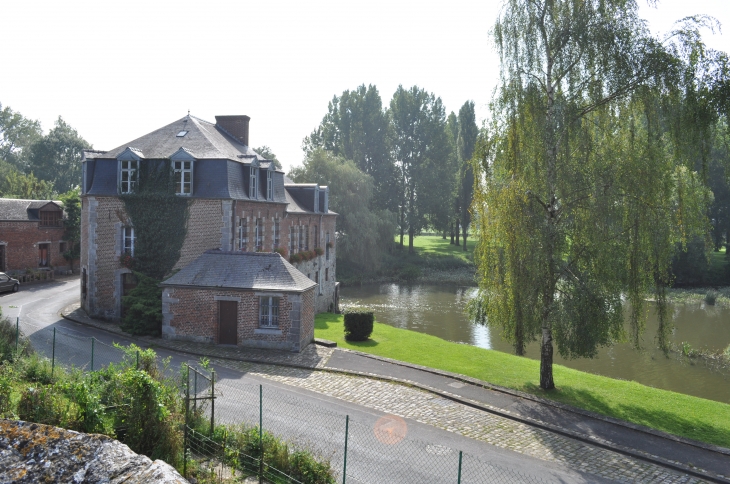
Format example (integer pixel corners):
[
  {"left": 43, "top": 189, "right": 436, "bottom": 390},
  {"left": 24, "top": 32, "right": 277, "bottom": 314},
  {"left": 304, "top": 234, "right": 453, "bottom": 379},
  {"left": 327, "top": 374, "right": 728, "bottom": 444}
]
[
  {"left": 255, "top": 218, "right": 263, "bottom": 251},
  {"left": 238, "top": 218, "right": 248, "bottom": 251},
  {"left": 173, "top": 160, "right": 192, "bottom": 195},
  {"left": 299, "top": 225, "right": 305, "bottom": 252},
  {"left": 259, "top": 296, "right": 279, "bottom": 328},
  {"left": 267, "top": 170, "right": 273, "bottom": 200},
  {"left": 250, "top": 167, "right": 258, "bottom": 199},
  {"left": 313, "top": 225, "right": 318, "bottom": 248},
  {"left": 326, "top": 232, "right": 330, "bottom": 260},
  {"left": 316, "top": 270, "right": 322, "bottom": 294},
  {"left": 123, "top": 226, "right": 136, "bottom": 256},
  {"left": 290, "top": 226, "right": 297, "bottom": 254},
  {"left": 274, "top": 218, "right": 280, "bottom": 249},
  {"left": 120, "top": 160, "right": 138, "bottom": 194}
]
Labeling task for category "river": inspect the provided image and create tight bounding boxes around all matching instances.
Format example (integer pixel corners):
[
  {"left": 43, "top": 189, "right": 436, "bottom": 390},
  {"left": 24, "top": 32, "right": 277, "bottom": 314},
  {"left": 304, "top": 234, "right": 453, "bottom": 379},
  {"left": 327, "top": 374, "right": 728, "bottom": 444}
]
[{"left": 340, "top": 283, "right": 730, "bottom": 404}]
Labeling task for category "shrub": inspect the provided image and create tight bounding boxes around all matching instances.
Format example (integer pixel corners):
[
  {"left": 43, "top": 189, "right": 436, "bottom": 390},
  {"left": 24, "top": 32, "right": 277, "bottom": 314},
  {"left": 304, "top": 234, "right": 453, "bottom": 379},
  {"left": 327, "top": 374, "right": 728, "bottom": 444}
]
[
  {"left": 0, "top": 316, "right": 33, "bottom": 362},
  {"left": 290, "top": 252, "right": 302, "bottom": 264},
  {"left": 18, "top": 384, "right": 78, "bottom": 427},
  {"left": 401, "top": 264, "right": 421, "bottom": 281},
  {"left": 121, "top": 272, "right": 163, "bottom": 336},
  {"left": 705, "top": 290, "right": 718, "bottom": 306},
  {"left": 0, "top": 364, "right": 14, "bottom": 417},
  {"left": 314, "top": 247, "right": 324, "bottom": 256},
  {"left": 344, "top": 312, "right": 374, "bottom": 341}
]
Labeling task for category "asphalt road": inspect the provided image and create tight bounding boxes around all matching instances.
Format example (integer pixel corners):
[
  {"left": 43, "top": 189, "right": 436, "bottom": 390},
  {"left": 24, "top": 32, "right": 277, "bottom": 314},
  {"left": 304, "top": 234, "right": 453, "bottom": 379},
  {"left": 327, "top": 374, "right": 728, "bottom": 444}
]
[{"left": 0, "top": 278, "right": 617, "bottom": 483}]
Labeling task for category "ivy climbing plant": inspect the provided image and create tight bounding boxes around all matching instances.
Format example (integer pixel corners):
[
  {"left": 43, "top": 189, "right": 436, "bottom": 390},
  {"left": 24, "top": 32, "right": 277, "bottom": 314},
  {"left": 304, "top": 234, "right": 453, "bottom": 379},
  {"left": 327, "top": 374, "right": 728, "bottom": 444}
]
[{"left": 120, "top": 160, "right": 190, "bottom": 335}]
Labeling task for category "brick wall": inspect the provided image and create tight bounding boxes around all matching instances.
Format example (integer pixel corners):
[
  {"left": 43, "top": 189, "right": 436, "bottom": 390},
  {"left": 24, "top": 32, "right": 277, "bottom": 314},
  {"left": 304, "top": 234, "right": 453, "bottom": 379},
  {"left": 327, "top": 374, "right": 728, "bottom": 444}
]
[
  {"left": 161, "top": 286, "right": 314, "bottom": 352},
  {"left": 173, "top": 199, "right": 224, "bottom": 271},
  {"left": 81, "top": 196, "right": 127, "bottom": 319},
  {"left": 0, "top": 221, "right": 67, "bottom": 273}
]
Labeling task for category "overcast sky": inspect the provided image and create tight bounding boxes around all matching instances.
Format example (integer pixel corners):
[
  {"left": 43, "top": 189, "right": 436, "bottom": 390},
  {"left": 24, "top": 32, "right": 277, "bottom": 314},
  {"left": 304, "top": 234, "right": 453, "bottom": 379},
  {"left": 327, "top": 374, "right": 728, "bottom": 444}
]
[{"left": 2, "top": 0, "right": 729, "bottom": 173}]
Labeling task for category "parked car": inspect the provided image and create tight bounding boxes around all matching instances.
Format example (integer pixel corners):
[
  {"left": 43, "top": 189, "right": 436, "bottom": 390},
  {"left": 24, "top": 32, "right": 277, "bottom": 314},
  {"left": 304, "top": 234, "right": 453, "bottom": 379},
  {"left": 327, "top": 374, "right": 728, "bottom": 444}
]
[{"left": 0, "top": 272, "right": 20, "bottom": 293}]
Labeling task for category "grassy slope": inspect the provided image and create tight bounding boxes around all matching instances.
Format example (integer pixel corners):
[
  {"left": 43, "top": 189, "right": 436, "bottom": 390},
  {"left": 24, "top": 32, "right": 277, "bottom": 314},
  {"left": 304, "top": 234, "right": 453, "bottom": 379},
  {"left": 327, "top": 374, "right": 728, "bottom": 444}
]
[
  {"left": 399, "top": 235, "right": 476, "bottom": 262},
  {"left": 315, "top": 313, "right": 730, "bottom": 448}
]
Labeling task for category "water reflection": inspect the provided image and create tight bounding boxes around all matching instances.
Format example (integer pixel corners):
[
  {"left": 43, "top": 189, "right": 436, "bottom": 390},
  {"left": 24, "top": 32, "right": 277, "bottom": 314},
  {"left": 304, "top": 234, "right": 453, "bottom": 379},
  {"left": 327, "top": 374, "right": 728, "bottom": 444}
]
[{"left": 341, "top": 283, "right": 730, "bottom": 403}]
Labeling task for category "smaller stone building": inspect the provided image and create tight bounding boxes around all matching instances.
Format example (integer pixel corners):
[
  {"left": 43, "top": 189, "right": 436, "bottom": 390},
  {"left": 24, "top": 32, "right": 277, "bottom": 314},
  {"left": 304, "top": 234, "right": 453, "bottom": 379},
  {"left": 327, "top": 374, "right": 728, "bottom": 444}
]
[
  {"left": 159, "top": 250, "right": 316, "bottom": 352},
  {"left": 0, "top": 199, "right": 69, "bottom": 273}
]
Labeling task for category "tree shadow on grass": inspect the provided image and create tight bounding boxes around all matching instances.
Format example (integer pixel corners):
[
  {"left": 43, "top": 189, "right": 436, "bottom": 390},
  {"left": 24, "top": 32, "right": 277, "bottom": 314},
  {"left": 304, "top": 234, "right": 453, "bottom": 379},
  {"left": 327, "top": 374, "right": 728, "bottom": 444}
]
[
  {"left": 343, "top": 338, "right": 379, "bottom": 348},
  {"left": 522, "top": 383, "right": 730, "bottom": 449}
]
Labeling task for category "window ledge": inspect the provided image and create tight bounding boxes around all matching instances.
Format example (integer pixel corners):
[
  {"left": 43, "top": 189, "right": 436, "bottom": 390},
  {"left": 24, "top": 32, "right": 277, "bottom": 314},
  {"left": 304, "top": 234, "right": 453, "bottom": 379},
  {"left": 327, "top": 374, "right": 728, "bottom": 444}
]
[{"left": 255, "top": 328, "right": 282, "bottom": 335}]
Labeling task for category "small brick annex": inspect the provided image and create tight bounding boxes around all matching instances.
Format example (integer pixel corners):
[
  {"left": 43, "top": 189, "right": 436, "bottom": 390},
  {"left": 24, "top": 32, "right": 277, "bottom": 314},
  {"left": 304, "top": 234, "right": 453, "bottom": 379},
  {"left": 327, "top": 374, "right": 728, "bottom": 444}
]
[{"left": 160, "top": 251, "right": 316, "bottom": 352}]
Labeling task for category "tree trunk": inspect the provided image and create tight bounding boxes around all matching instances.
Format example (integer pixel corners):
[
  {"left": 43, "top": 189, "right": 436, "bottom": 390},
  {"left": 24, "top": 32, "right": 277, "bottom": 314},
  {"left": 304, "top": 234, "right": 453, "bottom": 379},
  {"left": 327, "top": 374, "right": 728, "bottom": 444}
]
[
  {"left": 450, "top": 223, "right": 454, "bottom": 244},
  {"left": 399, "top": 207, "right": 405, "bottom": 249},
  {"left": 540, "top": 327, "right": 554, "bottom": 389},
  {"left": 408, "top": 188, "right": 415, "bottom": 254},
  {"left": 462, "top": 225, "right": 468, "bottom": 251},
  {"left": 455, "top": 219, "right": 460, "bottom": 246}
]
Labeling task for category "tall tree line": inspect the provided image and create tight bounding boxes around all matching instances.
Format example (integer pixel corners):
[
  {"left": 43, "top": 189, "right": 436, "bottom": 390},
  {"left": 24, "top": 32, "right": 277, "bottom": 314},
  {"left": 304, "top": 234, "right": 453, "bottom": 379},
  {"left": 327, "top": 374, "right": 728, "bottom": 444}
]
[
  {"left": 471, "top": 0, "right": 730, "bottom": 390},
  {"left": 0, "top": 103, "right": 91, "bottom": 198},
  {"left": 304, "top": 84, "right": 478, "bottom": 255}
]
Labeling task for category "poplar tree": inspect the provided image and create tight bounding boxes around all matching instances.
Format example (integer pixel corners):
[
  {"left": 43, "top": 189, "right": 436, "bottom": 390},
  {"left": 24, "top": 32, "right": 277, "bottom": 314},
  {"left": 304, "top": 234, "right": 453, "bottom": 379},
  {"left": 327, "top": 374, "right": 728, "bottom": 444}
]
[{"left": 472, "top": 0, "right": 720, "bottom": 389}]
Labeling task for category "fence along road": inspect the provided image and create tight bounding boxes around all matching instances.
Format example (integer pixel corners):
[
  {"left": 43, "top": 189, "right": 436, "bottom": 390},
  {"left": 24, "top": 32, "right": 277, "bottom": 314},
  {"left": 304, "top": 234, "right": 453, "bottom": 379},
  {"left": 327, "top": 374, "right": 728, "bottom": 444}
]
[{"left": 0, "top": 279, "right": 710, "bottom": 483}]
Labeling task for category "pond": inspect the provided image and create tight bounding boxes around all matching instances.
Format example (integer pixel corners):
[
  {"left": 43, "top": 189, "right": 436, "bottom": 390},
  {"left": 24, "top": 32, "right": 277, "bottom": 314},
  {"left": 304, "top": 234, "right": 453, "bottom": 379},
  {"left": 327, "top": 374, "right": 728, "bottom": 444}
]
[{"left": 340, "top": 283, "right": 730, "bottom": 404}]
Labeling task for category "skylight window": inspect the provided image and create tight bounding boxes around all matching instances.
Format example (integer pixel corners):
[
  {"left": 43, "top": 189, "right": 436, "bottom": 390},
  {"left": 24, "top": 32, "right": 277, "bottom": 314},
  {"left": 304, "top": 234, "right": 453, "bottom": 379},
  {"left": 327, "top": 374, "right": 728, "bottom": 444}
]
[{"left": 176, "top": 130, "right": 188, "bottom": 137}]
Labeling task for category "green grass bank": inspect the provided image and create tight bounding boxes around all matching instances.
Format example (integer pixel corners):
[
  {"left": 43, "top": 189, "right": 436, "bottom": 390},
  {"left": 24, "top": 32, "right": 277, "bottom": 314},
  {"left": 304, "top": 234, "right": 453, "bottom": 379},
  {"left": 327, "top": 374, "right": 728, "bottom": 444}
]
[{"left": 315, "top": 313, "right": 730, "bottom": 449}]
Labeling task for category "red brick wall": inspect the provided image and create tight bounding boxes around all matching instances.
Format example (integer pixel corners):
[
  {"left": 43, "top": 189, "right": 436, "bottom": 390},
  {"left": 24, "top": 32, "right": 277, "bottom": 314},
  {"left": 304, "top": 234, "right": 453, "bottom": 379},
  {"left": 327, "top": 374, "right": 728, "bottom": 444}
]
[
  {"left": 161, "top": 286, "right": 314, "bottom": 351},
  {"left": 174, "top": 199, "right": 224, "bottom": 270},
  {"left": 0, "top": 221, "right": 67, "bottom": 272}
]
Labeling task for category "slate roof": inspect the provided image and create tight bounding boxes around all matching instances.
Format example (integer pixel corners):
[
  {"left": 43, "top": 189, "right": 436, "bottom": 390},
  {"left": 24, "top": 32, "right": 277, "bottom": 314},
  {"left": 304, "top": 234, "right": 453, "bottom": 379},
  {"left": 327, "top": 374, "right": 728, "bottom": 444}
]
[
  {"left": 98, "top": 115, "right": 269, "bottom": 162},
  {"left": 0, "top": 199, "right": 63, "bottom": 221},
  {"left": 161, "top": 250, "right": 317, "bottom": 293}
]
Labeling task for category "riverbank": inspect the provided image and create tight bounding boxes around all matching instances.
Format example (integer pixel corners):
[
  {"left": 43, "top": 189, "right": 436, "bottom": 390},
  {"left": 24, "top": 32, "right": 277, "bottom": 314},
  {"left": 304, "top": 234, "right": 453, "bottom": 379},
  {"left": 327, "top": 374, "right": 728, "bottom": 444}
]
[{"left": 314, "top": 313, "right": 730, "bottom": 449}]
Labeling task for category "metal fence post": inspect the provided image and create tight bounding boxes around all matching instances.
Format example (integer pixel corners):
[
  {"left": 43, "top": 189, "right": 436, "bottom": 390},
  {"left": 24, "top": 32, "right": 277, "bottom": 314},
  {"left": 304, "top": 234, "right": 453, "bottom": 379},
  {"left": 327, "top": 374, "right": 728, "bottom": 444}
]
[
  {"left": 193, "top": 371, "right": 198, "bottom": 414},
  {"left": 210, "top": 370, "right": 215, "bottom": 436},
  {"left": 184, "top": 364, "right": 190, "bottom": 477},
  {"left": 343, "top": 415, "right": 349, "bottom": 484},
  {"left": 457, "top": 450, "right": 463, "bottom": 484},
  {"left": 259, "top": 384, "right": 263, "bottom": 483},
  {"left": 51, "top": 328, "right": 56, "bottom": 378},
  {"left": 15, "top": 317, "right": 19, "bottom": 354},
  {"left": 90, "top": 338, "right": 95, "bottom": 371}
]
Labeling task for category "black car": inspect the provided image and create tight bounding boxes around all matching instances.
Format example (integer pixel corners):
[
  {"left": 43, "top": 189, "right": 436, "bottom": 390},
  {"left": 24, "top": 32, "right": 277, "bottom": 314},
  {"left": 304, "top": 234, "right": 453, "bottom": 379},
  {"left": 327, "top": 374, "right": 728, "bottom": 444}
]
[{"left": 0, "top": 272, "right": 20, "bottom": 293}]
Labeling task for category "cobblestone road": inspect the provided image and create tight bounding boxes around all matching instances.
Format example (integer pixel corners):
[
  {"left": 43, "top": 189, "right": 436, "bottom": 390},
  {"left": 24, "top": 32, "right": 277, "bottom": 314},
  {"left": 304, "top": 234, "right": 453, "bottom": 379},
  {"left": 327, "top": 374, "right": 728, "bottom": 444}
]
[{"left": 212, "top": 357, "right": 708, "bottom": 484}]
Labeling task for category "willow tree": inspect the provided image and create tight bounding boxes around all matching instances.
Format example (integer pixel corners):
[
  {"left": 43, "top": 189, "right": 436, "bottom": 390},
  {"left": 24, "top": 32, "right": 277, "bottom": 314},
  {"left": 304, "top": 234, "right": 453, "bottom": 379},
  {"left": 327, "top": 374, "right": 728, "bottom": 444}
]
[{"left": 472, "top": 0, "right": 717, "bottom": 389}]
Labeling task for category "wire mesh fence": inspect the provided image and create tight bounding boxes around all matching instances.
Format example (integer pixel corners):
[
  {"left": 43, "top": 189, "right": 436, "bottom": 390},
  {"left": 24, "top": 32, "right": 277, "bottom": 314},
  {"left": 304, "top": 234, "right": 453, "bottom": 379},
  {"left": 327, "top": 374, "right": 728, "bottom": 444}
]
[
  {"left": 9, "top": 316, "right": 550, "bottom": 483},
  {"left": 184, "top": 373, "right": 551, "bottom": 484}
]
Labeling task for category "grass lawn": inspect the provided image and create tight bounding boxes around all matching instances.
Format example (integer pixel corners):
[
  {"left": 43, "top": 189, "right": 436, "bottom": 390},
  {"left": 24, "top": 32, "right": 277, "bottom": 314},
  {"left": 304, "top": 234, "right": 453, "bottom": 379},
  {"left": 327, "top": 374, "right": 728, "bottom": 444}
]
[
  {"left": 315, "top": 313, "right": 730, "bottom": 449},
  {"left": 395, "top": 235, "right": 475, "bottom": 263}
]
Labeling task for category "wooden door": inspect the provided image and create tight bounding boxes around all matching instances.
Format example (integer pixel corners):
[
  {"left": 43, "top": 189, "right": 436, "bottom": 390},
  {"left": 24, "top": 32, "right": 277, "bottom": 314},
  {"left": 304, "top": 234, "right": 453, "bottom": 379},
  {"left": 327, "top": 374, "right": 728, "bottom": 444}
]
[{"left": 218, "top": 301, "right": 238, "bottom": 345}]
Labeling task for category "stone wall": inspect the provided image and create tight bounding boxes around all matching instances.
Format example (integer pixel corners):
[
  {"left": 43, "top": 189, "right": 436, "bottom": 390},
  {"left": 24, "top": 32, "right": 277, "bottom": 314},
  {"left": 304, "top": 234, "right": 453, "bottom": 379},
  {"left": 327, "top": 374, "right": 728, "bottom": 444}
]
[
  {"left": 173, "top": 199, "right": 224, "bottom": 271},
  {"left": 0, "top": 420, "right": 187, "bottom": 483},
  {"left": 0, "top": 220, "right": 67, "bottom": 273},
  {"left": 161, "top": 286, "right": 315, "bottom": 352}
]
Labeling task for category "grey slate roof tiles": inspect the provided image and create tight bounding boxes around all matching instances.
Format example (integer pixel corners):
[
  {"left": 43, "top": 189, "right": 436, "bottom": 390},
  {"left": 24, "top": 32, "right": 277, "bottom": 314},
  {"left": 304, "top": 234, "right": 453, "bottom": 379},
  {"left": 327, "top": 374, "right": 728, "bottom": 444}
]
[
  {"left": 0, "top": 199, "right": 63, "bottom": 221},
  {"left": 99, "top": 115, "right": 267, "bottom": 162},
  {"left": 161, "top": 250, "right": 317, "bottom": 293}
]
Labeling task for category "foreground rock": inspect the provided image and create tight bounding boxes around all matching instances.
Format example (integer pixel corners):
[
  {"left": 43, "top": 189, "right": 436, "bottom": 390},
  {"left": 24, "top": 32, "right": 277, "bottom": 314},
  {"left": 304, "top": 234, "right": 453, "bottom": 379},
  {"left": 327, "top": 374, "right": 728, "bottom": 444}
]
[{"left": 0, "top": 419, "right": 188, "bottom": 483}]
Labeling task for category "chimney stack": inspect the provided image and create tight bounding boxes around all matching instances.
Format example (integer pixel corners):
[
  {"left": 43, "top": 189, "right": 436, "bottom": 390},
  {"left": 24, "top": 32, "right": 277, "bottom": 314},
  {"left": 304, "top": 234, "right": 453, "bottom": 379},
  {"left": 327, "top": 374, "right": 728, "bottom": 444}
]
[{"left": 215, "top": 115, "right": 250, "bottom": 146}]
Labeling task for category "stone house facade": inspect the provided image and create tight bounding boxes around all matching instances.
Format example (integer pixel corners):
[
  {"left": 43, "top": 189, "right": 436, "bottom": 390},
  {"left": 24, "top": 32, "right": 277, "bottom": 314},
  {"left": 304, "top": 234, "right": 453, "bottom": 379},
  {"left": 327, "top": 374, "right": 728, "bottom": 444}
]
[
  {"left": 0, "top": 199, "right": 69, "bottom": 273},
  {"left": 79, "top": 114, "right": 337, "bottom": 350},
  {"left": 160, "top": 251, "right": 316, "bottom": 351}
]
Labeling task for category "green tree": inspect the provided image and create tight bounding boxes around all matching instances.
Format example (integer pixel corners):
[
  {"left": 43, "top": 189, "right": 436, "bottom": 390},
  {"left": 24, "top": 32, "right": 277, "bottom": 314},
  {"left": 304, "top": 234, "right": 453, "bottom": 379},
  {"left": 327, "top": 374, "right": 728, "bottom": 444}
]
[
  {"left": 289, "top": 148, "right": 396, "bottom": 273},
  {"left": 472, "top": 0, "right": 717, "bottom": 389},
  {"left": 254, "top": 145, "right": 283, "bottom": 170},
  {"left": 28, "top": 116, "right": 91, "bottom": 194},
  {"left": 0, "top": 169, "right": 55, "bottom": 199},
  {"left": 59, "top": 188, "right": 81, "bottom": 271},
  {"left": 0, "top": 103, "right": 42, "bottom": 170},
  {"left": 304, "top": 84, "right": 397, "bottom": 211},
  {"left": 390, "top": 85, "right": 451, "bottom": 253},
  {"left": 456, "top": 101, "right": 478, "bottom": 251}
]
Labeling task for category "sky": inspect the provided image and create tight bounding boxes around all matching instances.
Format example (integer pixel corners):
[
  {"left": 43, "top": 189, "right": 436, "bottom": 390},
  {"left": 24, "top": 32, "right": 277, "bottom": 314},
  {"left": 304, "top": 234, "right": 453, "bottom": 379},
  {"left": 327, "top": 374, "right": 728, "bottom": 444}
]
[{"left": 2, "top": 0, "right": 730, "bottom": 173}]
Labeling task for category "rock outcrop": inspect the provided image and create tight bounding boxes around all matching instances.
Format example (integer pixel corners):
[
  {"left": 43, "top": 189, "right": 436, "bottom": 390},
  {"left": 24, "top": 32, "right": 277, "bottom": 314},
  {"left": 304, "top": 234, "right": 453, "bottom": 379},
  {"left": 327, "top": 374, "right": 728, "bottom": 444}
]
[{"left": 0, "top": 419, "right": 188, "bottom": 483}]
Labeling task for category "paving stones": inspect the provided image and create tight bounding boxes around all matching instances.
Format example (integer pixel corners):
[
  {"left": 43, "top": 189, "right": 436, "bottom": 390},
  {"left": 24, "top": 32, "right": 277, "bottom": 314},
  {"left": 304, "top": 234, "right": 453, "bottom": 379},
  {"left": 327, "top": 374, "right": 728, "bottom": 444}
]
[{"left": 211, "top": 360, "right": 709, "bottom": 484}]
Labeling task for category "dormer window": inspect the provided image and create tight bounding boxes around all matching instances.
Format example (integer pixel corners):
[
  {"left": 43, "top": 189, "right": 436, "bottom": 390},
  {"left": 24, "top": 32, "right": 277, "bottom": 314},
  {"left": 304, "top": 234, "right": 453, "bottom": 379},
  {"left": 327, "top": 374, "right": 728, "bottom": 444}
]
[
  {"left": 250, "top": 167, "right": 258, "bottom": 199},
  {"left": 267, "top": 170, "right": 273, "bottom": 200},
  {"left": 120, "top": 160, "right": 138, "bottom": 194},
  {"left": 173, "top": 160, "right": 192, "bottom": 195}
]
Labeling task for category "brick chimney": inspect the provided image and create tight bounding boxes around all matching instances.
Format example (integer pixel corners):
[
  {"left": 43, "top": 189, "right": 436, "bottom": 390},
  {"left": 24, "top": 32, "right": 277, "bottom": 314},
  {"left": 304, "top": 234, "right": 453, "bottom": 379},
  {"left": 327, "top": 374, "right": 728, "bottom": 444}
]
[{"left": 215, "top": 115, "right": 250, "bottom": 146}]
